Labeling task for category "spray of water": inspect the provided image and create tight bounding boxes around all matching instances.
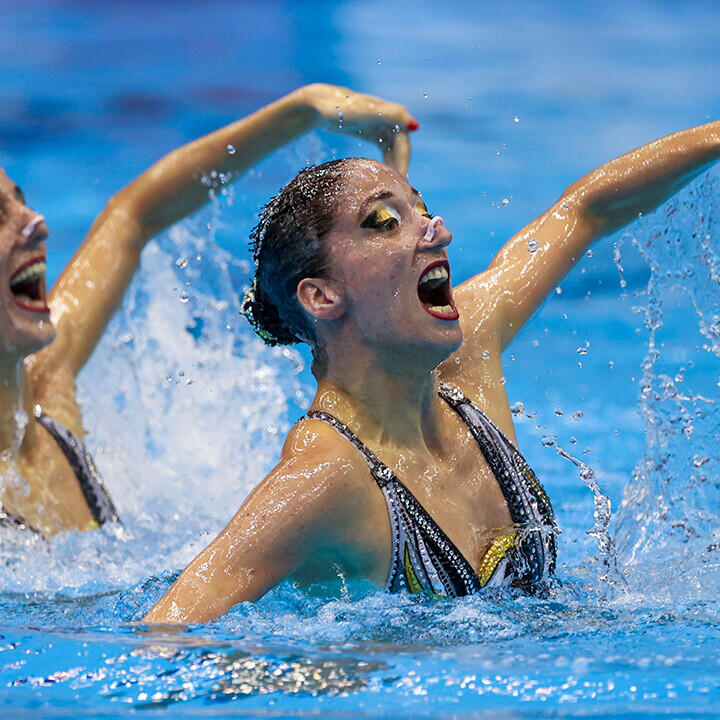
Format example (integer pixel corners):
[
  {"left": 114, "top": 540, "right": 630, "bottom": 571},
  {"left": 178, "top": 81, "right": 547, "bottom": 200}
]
[{"left": 613, "top": 171, "right": 720, "bottom": 603}]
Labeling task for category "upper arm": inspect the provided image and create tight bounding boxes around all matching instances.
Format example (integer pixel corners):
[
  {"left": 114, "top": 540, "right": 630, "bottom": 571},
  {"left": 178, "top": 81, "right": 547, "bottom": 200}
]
[
  {"left": 143, "top": 427, "right": 362, "bottom": 624},
  {"left": 454, "top": 191, "right": 599, "bottom": 352},
  {"left": 48, "top": 196, "right": 145, "bottom": 376}
]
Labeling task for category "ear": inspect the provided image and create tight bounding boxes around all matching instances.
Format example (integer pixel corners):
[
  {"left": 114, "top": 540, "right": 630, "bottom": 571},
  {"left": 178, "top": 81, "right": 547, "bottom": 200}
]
[{"left": 296, "top": 278, "right": 345, "bottom": 321}]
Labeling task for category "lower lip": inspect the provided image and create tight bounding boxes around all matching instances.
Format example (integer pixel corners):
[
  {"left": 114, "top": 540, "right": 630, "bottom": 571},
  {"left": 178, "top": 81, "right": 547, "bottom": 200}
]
[
  {"left": 421, "top": 300, "right": 459, "bottom": 321},
  {"left": 12, "top": 297, "right": 50, "bottom": 314}
]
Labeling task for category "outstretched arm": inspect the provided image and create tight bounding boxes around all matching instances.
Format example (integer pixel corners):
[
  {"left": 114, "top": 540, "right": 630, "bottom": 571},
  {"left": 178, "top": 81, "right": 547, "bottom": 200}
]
[
  {"left": 455, "top": 120, "right": 720, "bottom": 352},
  {"left": 45, "top": 84, "right": 414, "bottom": 375},
  {"left": 142, "top": 427, "right": 366, "bottom": 625}
]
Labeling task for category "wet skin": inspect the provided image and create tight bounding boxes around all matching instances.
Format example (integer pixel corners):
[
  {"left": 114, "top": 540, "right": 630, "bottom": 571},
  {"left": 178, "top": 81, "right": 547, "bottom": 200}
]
[{"left": 145, "top": 119, "right": 720, "bottom": 623}]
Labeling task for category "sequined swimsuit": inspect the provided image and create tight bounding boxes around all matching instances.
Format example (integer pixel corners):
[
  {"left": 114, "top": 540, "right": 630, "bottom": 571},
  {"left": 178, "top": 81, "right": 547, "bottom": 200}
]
[
  {"left": 0, "top": 413, "right": 118, "bottom": 533},
  {"left": 305, "top": 383, "right": 556, "bottom": 597}
]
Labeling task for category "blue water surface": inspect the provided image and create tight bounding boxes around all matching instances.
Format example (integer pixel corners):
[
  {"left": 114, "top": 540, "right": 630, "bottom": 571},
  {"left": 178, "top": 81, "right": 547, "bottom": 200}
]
[{"left": 1, "top": 1, "right": 720, "bottom": 717}]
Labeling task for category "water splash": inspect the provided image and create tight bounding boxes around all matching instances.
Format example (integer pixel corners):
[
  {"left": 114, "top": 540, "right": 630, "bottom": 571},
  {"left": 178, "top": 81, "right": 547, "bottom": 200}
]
[
  {"left": 614, "top": 170, "right": 720, "bottom": 602},
  {"left": 543, "top": 436, "right": 626, "bottom": 596}
]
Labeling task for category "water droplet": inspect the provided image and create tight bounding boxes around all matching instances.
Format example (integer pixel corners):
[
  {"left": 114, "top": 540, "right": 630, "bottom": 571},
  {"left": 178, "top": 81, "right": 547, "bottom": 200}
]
[
  {"left": 481, "top": 349, "right": 491, "bottom": 360},
  {"left": 513, "top": 116, "right": 519, "bottom": 123},
  {"left": 179, "top": 291, "right": 189, "bottom": 303},
  {"left": 527, "top": 238, "right": 538, "bottom": 253},
  {"left": 541, "top": 435, "right": 556, "bottom": 447},
  {"left": 570, "top": 436, "right": 577, "bottom": 444},
  {"left": 573, "top": 411, "right": 583, "bottom": 421},
  {"left": 693, "top": 455, "right": 709, "bottom": 467},
  {"left": 377, "top": 59, "right": 382, "bottom": 65},
  {"left": 576, "top": 341, "right": 590, "bottom": 355},
  {"left": 555, "top": 286, "right": 563, "bottom": 295},
  {"left": 555, "top": 408, "right": 563, "bottom": 416},
  {"left": 511, "top": 401, "right": 525, "bottom": 416},
  {"left": 502, "top": 198, "right": 509, "bottom": 206},
  {"left": 226, "top": 144, "right": 236, "bottom": 155},
  {"left": 423, "top": 92, "right": 428, "bottom": 99},
  {"left": 175, "top": 258, "right": 188, "bottom": 269}
]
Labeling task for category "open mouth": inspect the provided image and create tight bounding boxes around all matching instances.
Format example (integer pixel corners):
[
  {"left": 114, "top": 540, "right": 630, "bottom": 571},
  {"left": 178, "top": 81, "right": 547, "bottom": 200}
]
[
  {"left": 417, "top": 260, "right": 459, "bottom": 321},
  {"left": 9, "top": 256, "right": 49, "bottom": 313}
]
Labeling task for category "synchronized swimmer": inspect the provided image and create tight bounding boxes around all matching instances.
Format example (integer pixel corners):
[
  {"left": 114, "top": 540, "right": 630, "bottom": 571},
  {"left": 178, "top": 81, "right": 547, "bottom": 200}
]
[{"left": 145, "top": 98, "right": 719, "bottom": 623}]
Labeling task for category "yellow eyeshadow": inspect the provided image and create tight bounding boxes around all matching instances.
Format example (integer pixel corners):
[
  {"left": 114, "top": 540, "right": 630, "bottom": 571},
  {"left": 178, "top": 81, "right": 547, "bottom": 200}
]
[
  {"left": 415, "top": 199, "right": 431, "bottom": 216},
  {"left": 374, "top": 206, "right": 400, "bottom": 223}
]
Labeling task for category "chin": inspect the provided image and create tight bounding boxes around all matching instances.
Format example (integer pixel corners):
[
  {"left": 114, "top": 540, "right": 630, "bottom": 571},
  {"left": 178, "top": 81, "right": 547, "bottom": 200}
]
[
  {"left": 430, "top": 333, "right": 463, "bottom": 367},
  {"left": 405, "top": 325, "right": 463, "bottom": 370},
  {"left": 2, "top": 316, "right": 56, "bottom": 357}
]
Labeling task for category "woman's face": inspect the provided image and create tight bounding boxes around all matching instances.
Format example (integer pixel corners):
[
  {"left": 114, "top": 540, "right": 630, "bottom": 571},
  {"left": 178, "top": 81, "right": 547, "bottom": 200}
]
[
  {"left": 0, "top": 169, "right": 55, "bottom": 357},
  {"left": 323, "top": 160, "right": 462, "bottom": 365}
]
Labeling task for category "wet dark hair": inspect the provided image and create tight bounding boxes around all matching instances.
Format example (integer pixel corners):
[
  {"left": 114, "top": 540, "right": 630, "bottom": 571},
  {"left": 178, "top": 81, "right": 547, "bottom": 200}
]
[{"left": 243, "top": 158, "right": 361, "bottom": 356}]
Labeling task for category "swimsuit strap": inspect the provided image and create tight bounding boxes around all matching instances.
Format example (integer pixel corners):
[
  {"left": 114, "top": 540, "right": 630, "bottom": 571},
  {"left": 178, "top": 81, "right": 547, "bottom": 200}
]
[
  {"left": 0, "top": 508, "right": 35, "bottom": 533},
  {"left": 438, "top": 382, "right": 557, "bottom": 585},
  {"left": 304, "top": 410, "right": 397, "bottom": 488},
  {"left": 35, "top": 412, "right": 119, "bottom": 526}
]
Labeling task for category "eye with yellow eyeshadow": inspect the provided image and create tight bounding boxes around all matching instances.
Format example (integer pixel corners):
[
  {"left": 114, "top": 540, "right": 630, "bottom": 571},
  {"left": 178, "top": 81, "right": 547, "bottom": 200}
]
[
  {"left": 415, "top": 198, "right": 432, "bottom": 218},
  {"left": 361, "top": 205, "right": 401, "bottom": 232}
]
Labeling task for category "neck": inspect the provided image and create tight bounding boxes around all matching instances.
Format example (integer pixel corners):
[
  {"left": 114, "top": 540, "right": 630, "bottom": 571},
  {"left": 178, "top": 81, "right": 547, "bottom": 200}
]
[
  {"left": 315, "top": 336, "right": 445, "bottom": 452},
  {"left": 0, "top": 354, "right": 31, "bottom": 461}
]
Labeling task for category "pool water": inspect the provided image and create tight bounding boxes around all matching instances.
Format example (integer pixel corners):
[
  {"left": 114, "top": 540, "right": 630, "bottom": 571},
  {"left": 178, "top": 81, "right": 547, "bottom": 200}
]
[{"left": 2, "top": 1, "right": 720, "bottom": 716}]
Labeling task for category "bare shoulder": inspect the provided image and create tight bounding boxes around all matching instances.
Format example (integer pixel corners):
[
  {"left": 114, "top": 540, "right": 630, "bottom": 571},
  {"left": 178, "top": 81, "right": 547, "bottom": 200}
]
[
  {"left": 275, "top": 415, "right": 373, "bottom": 500},
  {"left": 229, "top": 416, "right": 378, "bottom": 542}
]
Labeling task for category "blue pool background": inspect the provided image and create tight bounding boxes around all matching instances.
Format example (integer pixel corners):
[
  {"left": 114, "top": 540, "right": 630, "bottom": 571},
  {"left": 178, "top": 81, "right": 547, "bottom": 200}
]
[{"left": 2, "top": 0, "right": 720, "bottom": 717}]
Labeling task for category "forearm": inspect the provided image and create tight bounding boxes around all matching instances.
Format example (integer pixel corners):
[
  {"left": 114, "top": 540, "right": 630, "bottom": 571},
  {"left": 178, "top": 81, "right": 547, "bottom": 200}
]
[
  {"left": 566, "top": 120, "right": 720, "bottom": 236},
  {"left": 114, "top": 88, "right": 317, "bottom": 241}
]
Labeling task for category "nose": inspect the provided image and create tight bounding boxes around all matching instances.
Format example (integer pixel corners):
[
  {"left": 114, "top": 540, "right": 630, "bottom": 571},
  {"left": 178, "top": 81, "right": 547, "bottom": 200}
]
[
  {"left": 20, "top": 212, "right": 48, "bottom": 245},
  {"left": 420, "top": 215, "right": 452, "bottom": 249}
]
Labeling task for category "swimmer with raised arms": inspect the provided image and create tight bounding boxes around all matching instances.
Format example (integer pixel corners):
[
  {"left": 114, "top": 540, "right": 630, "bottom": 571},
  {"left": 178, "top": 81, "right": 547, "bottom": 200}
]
[
  {"left": 144, "top": 103, "right": 720, "bottom": 622},
  {"left": 0, "top": 84, "right": 411, "bottom": 535}
]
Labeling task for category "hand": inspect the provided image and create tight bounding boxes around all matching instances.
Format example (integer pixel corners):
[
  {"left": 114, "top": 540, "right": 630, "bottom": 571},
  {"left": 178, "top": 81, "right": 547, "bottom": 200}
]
[{"left": 297, "top": 83, "right": 417, "bottom": 176}]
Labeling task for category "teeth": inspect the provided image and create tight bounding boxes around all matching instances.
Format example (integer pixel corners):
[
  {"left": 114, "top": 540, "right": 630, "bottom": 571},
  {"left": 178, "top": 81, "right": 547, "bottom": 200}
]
[
  {"left": 419, "top": 265, "right": 448, "bottom": 286},
  {"left": 10, "top": 262, "right": 45, "bottom": 289},
  {"left": 429, "top": 304, "right": 454, "bottom": 315}
]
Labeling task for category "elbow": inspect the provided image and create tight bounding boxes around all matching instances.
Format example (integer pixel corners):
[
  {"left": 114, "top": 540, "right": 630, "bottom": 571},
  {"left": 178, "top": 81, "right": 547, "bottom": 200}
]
[{"left": 554, "top": 187, "right": 605, "bottom": 240}]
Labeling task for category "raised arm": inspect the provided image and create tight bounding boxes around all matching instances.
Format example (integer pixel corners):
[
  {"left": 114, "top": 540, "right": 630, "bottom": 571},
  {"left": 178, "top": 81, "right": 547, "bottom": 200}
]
[
  {"left": 454, "top": 120, "right": 720, "bottom": 353},
  {"left": 44, "top": 84, "right": 414, "bottom": 375}
]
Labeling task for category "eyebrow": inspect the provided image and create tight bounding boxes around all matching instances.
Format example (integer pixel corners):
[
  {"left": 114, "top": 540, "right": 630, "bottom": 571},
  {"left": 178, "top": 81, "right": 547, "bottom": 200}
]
[{"left": 358, "top": 188, "right": 421, "bottom": 219}]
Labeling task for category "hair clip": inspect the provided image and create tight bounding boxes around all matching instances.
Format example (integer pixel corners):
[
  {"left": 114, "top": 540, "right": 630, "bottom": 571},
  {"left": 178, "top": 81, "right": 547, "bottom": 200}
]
[{"left": 240, "top": 280, "right": 281, "bottom": 346}]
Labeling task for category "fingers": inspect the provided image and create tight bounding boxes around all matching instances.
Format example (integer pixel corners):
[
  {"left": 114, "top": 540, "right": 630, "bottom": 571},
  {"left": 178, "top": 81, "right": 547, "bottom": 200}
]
[{"left": 382, "top": 131, "right": 410, "bottom": 176}]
